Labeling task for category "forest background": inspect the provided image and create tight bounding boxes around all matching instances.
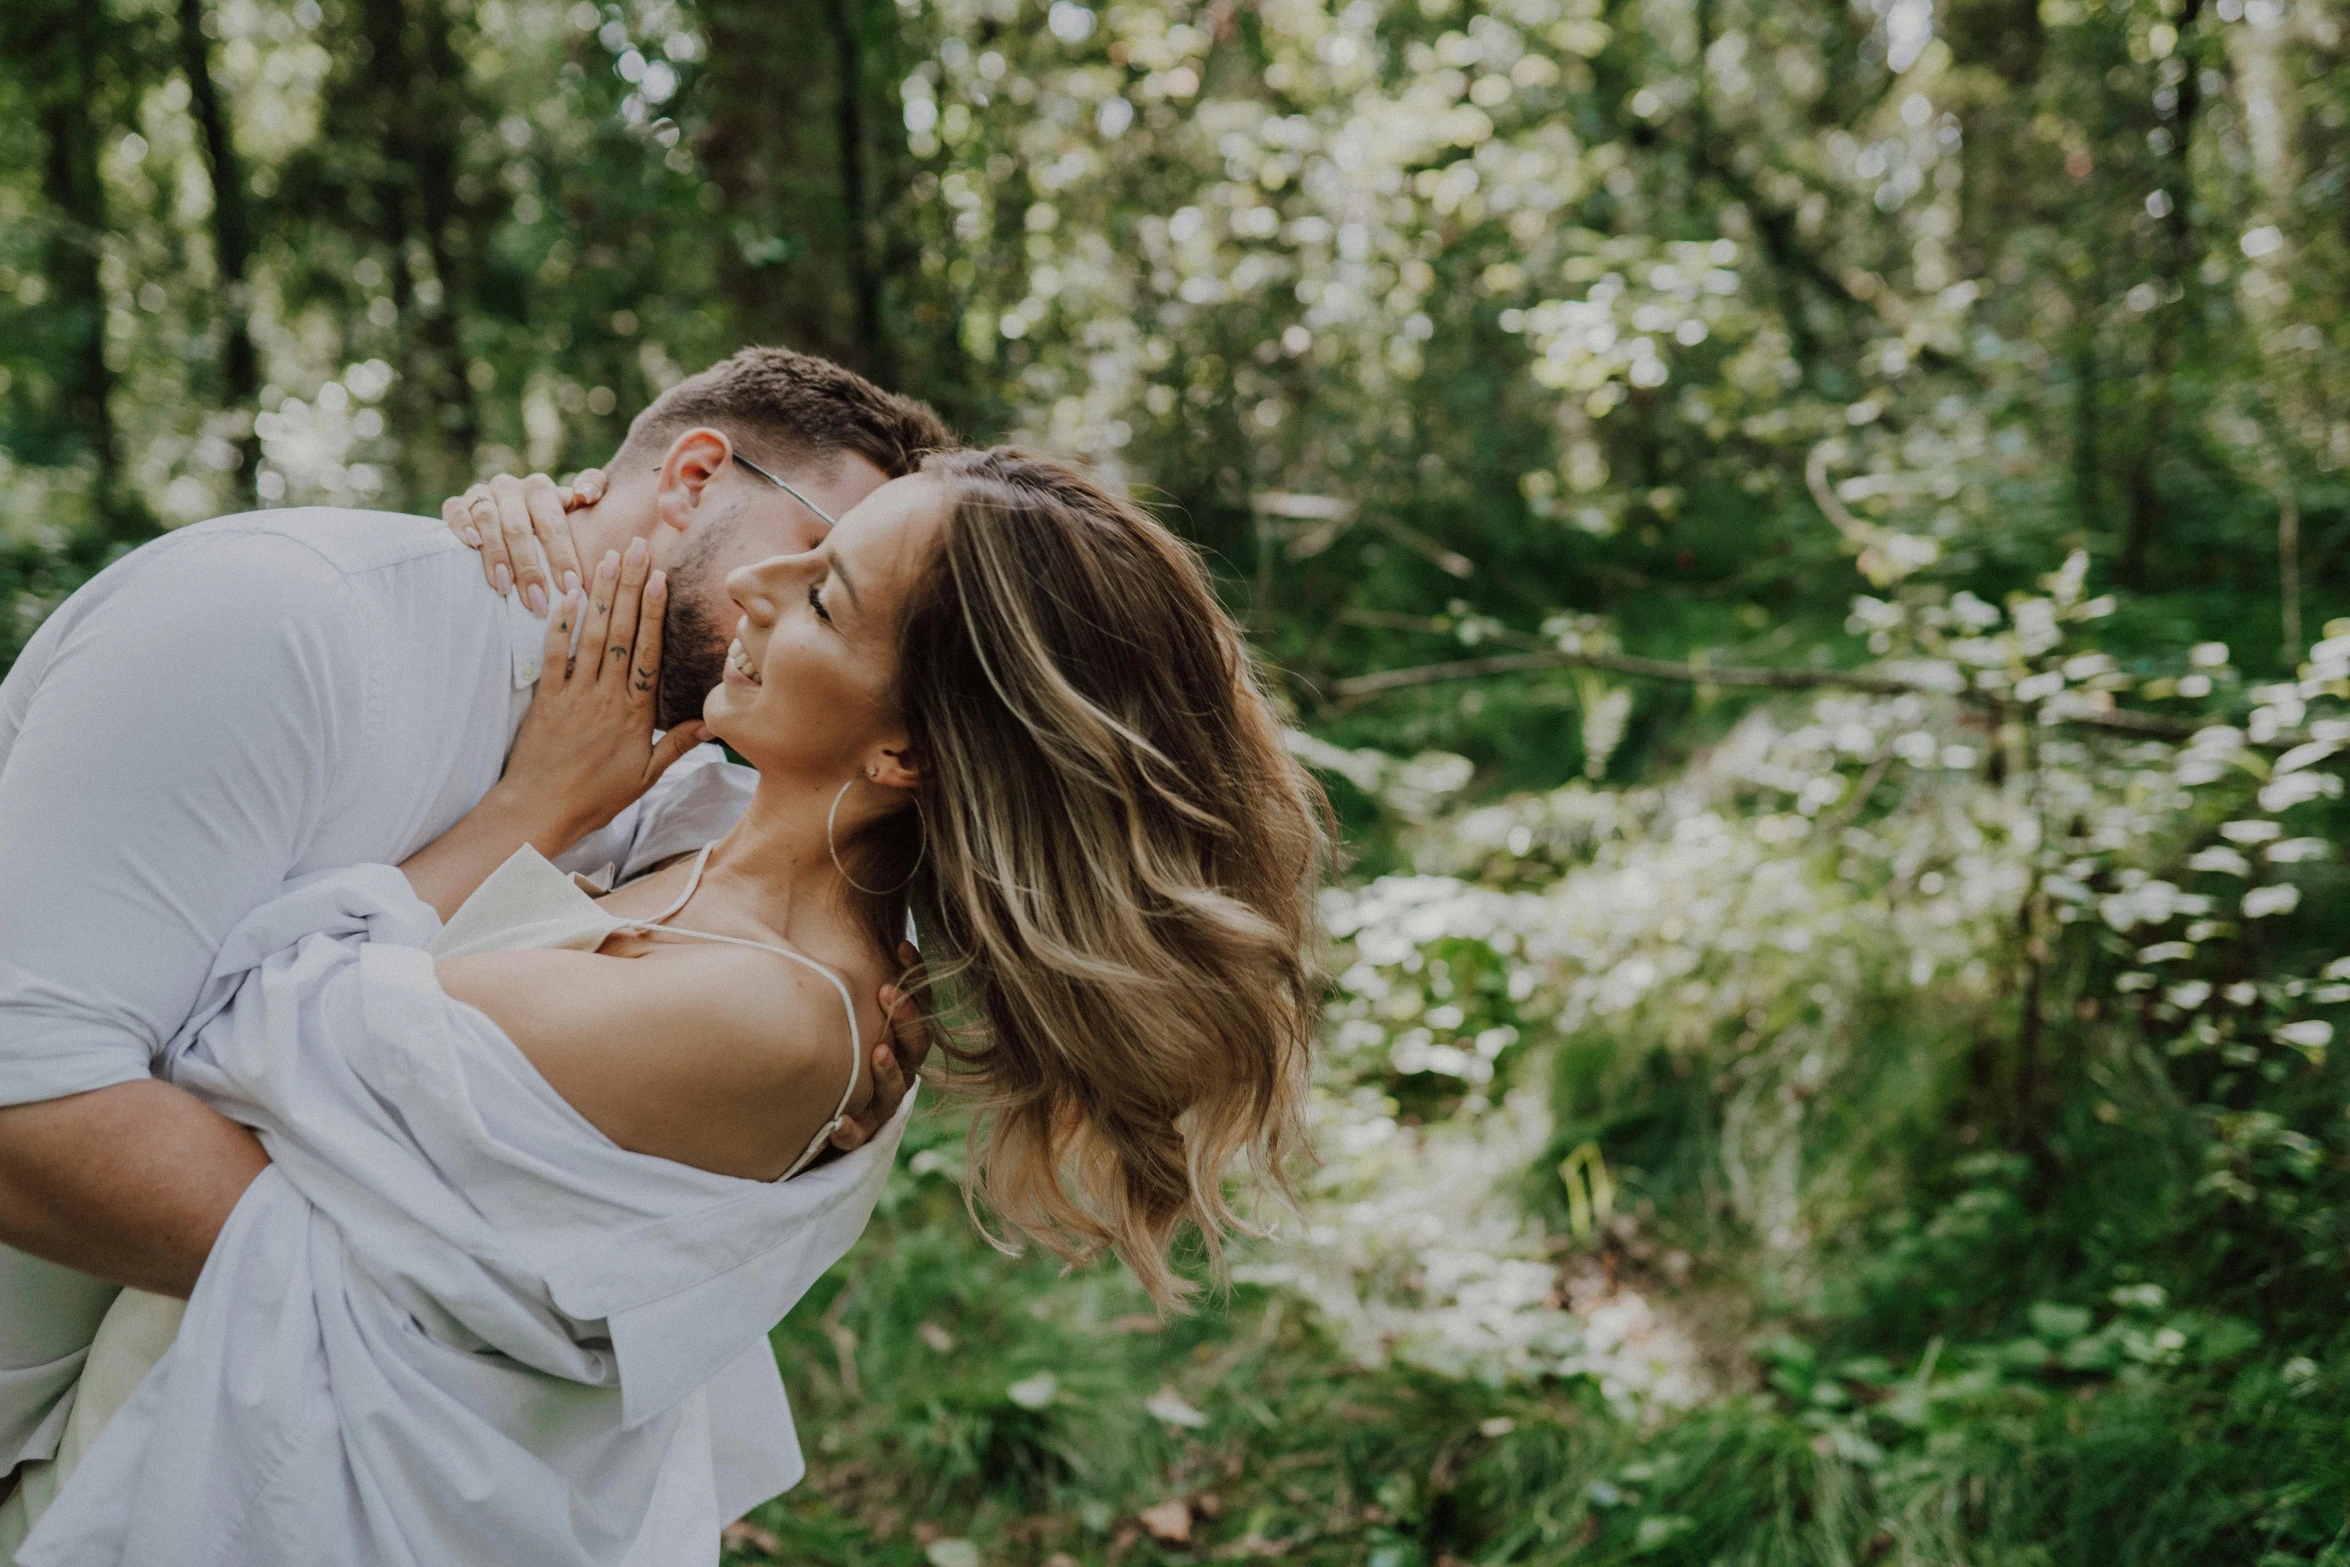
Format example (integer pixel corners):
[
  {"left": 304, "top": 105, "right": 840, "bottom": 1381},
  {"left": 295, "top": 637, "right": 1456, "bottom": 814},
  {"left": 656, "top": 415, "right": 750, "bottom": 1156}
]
[{"left": 6, "top": 0, "right": 2350, "bottom": 1560}]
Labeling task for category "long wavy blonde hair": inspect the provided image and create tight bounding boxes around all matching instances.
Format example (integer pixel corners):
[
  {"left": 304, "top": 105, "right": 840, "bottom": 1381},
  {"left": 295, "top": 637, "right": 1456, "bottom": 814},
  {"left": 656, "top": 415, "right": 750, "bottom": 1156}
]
[{"left": 844, "top": 448, "right": 1328, "bottom": 1308}]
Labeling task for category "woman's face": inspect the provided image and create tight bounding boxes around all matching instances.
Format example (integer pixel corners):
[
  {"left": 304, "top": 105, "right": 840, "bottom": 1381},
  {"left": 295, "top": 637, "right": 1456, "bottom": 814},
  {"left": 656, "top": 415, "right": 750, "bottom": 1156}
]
[{"left": 701, "top": 474, "right": 947, "bottom": 784}]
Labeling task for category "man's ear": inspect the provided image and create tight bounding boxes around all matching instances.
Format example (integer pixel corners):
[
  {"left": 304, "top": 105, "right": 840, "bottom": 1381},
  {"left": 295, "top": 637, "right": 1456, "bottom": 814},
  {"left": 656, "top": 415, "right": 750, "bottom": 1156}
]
[{"left": 650, "top": 428, "right": 732, "bottom": 538}]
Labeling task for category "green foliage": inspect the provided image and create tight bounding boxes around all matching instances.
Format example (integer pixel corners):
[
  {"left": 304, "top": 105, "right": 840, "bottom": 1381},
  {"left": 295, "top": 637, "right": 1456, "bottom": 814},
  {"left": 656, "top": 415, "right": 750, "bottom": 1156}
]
[{"left": 8, "top": 0, "right": 2350, "bottom": 1559}]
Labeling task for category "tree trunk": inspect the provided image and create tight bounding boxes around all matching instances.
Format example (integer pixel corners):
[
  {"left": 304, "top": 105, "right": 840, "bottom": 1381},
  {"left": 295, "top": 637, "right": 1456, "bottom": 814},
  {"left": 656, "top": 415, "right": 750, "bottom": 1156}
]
[
  {"left": 177, "top": 0, "right": 262, "bottom": 505},
  {"left": 828, "top": 0, "right": 888, "bottom": 386},
  {"left": 408, "top": 0, "right": 481, "bottom": 461},
  {"left": 2119, "top": 0, "right": 2208, "bottom": 588},
  {"left": 328, "top": 0, "right": 479, "bottom": 498},
  {"left": 37, "top": 1, "right": 143, "bottom": 544},
  {"left": 696, "top": 0, "right": 871, "bottom": 371}
]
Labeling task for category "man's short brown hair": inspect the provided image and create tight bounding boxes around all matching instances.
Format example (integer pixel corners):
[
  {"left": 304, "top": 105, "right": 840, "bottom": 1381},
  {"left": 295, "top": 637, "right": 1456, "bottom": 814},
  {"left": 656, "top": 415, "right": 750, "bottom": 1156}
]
[{"left": 619, "top": 346, "right": 953, "bottom": 480}]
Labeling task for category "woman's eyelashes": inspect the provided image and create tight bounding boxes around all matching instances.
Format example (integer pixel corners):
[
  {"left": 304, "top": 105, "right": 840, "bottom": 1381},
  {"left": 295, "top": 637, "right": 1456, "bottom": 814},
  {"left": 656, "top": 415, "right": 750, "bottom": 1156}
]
[{"left": 806, "top": 581, "right": 832, "bottom": 625}]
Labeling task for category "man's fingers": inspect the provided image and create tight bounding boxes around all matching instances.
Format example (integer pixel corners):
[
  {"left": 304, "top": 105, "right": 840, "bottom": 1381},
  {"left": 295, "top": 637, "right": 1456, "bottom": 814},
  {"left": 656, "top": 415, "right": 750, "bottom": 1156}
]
[
  {"left": 879, "top": 980, "right": 932, "bottom": 1078},
  {"left": 829, "top": 1039, "right": 907, "bottom": 1152},
  {"left": 884, "top": 948, "right": 934, "bottom": 1074},
  {"left": 489, "top": 475, "right": 549, "bottom": 616},
  {"left": 521, "top": 475, "right": 585, "bottom": 599}
]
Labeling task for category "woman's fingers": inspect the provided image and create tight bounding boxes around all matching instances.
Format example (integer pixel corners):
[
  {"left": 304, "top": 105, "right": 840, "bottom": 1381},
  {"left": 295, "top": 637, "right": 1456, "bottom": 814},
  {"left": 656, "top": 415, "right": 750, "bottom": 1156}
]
[
  {"left": 441, "top": 493, "right": 479, "bottom": 552},
  {"left": 444, "top": 489, "right": 506, "bottom": 593},
  {"left": 520, "top": 474, "right": 585, "bottom": 601},
  {"left": 598, "top": 539, "right": 650, "bottom": 689},
  {"left": 577, "top": 549, "right": 621, "bottom": 683},
  {"left": 488, "top": 475, "right": 549, "bottom": 615},
  {"left": 627, "top": 567, "right": 667, "bottom": 707},
  {"left": 562, "top": 468, "right": 608, "bottom": 509},
  {"left": 541, "top": 587, "right": 582, "bottom": 685},
  {"left": 644, "top": 716, "right": 710, "bottom": 782},
  {"left": 454, "top": 485, "right": 513, "bottom": 594}
]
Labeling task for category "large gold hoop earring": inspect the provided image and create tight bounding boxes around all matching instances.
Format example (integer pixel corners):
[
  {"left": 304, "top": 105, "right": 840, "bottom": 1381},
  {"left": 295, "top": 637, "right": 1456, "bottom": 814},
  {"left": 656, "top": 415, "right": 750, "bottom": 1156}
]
[{"left": 827, "top": 774, "right": 927, "bottom": 896}]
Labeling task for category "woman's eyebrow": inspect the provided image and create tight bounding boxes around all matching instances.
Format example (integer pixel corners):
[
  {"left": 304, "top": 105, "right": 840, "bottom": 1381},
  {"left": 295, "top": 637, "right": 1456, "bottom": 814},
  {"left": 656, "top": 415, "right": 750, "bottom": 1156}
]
[{"left": 826, "top": 552, "right": 865, "bottom": 612}]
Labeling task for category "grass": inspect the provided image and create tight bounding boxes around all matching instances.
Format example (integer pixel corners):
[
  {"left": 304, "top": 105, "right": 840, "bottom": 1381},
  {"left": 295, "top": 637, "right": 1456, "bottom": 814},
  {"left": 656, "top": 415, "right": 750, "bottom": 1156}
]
[{"left": 728, "top": 1103, "right": 2350, "bottom": 1567}]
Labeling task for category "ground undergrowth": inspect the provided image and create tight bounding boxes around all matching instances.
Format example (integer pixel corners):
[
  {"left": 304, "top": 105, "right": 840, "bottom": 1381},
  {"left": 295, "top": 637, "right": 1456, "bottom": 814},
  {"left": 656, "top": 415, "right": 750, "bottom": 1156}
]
[{"left": 730, "top": 1106, "right": 2350, "bottom": 1567}]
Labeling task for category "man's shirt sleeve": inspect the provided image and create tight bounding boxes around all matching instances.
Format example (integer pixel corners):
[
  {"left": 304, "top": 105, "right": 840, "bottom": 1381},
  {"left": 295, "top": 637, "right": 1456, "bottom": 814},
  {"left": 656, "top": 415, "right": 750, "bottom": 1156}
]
[
  {"left": 0, "top": 533, "right": 364, "bottom": 1105},
  {"left": 553, "top": 744, "right": 758, "bottom": 886}
]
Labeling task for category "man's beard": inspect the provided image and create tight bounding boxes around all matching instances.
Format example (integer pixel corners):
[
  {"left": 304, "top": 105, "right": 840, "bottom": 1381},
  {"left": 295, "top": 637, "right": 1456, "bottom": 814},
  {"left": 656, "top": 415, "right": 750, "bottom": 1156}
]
[
  {"left": 657, "top": 584, "right": 728, "bottom": 731},
  {"left": 654, "top": 511, "right": 738, "bottom": 730}
]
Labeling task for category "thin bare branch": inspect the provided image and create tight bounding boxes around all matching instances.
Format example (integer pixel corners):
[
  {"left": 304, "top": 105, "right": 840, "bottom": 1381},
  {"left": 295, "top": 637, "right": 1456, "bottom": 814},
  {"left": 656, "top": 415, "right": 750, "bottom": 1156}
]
[{"left": 1327, "top": 645, "right": 2205, "bottom": 740}]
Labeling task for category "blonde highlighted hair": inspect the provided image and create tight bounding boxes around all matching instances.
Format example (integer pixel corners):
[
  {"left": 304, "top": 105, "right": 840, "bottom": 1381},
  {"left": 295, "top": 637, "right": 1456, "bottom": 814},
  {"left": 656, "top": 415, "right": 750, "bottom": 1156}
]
[{"left": 854, "top": 448, "right": 1327, "bottom": 1308}]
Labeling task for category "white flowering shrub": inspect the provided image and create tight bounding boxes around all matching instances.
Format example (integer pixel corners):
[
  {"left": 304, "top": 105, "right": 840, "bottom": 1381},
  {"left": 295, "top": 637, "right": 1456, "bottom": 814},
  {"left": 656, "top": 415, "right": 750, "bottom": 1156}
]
[{"left": 1251, "top": 550, "right": 2350, "bottom": 1420}]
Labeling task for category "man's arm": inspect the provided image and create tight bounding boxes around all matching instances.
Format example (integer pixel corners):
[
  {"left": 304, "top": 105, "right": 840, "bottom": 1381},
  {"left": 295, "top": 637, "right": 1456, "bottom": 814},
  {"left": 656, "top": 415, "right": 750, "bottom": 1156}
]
[
  {"left": 0, "top": 533, "right": 362, "bottom": 1294},
  {"left": 0, "top": 1084, "right": 265, "bottom": 1296}
]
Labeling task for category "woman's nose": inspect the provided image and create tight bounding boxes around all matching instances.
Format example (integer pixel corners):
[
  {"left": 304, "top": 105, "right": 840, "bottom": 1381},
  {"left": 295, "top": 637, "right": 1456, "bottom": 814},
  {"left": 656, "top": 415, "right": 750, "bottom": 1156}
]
[{"left": 725, "top": 557, "right": 786, "bottom": 621}]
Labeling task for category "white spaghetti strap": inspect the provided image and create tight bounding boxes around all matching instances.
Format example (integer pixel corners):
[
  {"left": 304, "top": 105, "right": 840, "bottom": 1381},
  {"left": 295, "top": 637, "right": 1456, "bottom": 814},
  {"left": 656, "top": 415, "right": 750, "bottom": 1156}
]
[
  {"left": 620, "top": 843, "right": 865, "bottom": 1182},
  {"left": 654, "top": 926, "right": 863, "bottom": 1180},
  {"left": 640, "top": 843, "right": 716, "bottom": 925}
]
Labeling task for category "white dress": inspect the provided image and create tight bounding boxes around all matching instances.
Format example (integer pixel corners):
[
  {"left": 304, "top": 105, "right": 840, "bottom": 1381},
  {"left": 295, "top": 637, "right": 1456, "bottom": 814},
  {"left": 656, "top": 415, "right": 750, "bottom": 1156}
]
[{"left": 3, "top": 846, "right": 908, "bottom": 1567}]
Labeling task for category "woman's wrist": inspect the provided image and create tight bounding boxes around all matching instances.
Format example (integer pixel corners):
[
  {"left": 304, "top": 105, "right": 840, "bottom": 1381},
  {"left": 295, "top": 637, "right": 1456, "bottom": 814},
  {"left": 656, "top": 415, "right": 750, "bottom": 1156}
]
[
  {"left": 480, "top": 779, "right": 601, "bottom": 860},
  {"left": 401, "top": 784, "right": 602, "bottom": 920}
]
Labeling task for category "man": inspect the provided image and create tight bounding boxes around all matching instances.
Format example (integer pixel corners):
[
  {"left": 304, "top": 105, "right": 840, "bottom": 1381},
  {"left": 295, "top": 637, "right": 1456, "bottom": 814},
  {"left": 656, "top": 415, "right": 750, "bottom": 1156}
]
[{"left": 0, "top": 347, "right": 951, "bottom": 1488}]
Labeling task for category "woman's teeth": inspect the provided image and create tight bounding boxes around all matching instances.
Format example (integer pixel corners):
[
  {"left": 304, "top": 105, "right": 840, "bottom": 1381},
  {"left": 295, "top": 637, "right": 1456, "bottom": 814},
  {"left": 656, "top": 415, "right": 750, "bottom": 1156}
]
[{"left": 728, "top": 637, "right": 761, "bottom": 685}]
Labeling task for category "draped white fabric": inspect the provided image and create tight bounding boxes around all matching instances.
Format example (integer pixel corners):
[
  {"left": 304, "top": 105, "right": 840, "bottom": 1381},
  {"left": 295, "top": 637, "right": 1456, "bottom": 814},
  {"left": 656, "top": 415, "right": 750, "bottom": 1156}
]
[{"left": 13, "top": 865, "right": 911, "bottom": 1567}]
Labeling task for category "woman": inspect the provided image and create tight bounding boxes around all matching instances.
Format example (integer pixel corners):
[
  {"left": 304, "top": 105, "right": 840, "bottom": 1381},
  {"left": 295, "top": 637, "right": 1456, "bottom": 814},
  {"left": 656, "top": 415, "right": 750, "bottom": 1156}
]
[{"left": 11, "top": 448, "right": 1328, "bottom": 1566}]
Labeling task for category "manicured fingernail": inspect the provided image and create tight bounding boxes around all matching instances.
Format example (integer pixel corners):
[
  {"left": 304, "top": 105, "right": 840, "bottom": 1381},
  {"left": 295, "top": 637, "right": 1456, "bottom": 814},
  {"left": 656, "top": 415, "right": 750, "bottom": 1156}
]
[
  {"left": 524, "top": 584, "right": 547, "bottom": 615},
  {"left": 561, "top": 570, "right": 580, "bottom": 594},
  {"left": 625, "top": 536, "right": 647, "bottom": 566},
  {"left": 647, "top": 569, "right": 666, "bottom": 598},
  {"left": 494, "top": 563, "right": 512, "bottom": 595},
  {"left": 463, "top": 528, "right": 481, "bottom": 547},
  {"left": 599, "top": 550, "right": 619, "bottom": 579}
]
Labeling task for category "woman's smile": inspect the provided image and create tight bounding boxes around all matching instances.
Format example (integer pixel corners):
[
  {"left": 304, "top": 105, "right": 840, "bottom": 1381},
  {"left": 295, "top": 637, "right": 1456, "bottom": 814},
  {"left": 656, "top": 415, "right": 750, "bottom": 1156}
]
[{"left": 725, "top": 623, "right": 764, "bottom": 686}]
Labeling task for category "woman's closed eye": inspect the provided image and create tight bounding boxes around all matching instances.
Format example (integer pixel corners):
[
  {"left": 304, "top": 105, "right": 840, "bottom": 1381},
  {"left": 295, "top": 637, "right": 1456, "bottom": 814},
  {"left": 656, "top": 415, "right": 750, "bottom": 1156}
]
[{"left": 807, "top": 582, "right": 833, "bottom": 625}]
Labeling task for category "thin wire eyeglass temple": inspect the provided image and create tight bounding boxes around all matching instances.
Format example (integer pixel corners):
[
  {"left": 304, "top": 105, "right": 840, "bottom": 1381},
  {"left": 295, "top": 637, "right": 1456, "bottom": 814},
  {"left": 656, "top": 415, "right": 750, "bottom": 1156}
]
[{"left": 731, "top": 452, "right": 839, "bottom": 527}]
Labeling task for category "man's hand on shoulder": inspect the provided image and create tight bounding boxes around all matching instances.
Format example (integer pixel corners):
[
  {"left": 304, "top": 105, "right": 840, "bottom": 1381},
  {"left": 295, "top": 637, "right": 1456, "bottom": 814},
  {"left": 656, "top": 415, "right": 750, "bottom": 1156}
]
[
  {"left": 823, "top": 942, "right": 931, "bottom": 1157},
  {"left": 443, "top": 469, "right": 606, "bottom": 616}
]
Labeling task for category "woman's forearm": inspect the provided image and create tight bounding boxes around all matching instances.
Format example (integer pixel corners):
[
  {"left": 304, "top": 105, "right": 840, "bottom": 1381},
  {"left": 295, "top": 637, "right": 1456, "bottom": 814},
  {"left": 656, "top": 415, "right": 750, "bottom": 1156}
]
[{"left": 399, "top": 785, "right": 592, "bottom": 921}]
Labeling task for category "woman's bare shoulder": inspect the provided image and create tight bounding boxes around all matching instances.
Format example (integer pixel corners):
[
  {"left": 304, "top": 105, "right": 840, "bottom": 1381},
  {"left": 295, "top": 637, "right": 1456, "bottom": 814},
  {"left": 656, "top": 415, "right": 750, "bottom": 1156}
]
[
  {"left": 648, "top": 940, "right": 876, "bottom": 1090},
  {"left": 439, "top": 942, "right": 876, "bottom": 1179}
]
